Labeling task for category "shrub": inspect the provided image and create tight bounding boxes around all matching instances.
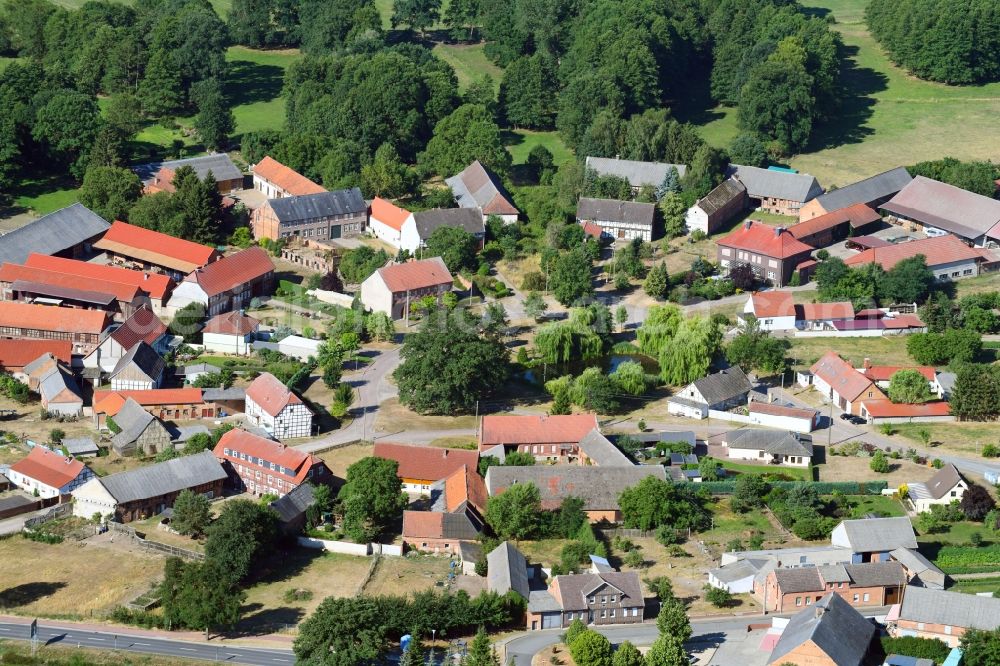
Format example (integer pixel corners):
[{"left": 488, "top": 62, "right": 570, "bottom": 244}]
[
  {"left": 704, "top": 585, "right": 732, "bottom": 608},
  {"left": 879, "top": 636, "right": 951, "bottom": 664},
  {"left": 623, "top": 549, "right": 646, "bottom": 569}
]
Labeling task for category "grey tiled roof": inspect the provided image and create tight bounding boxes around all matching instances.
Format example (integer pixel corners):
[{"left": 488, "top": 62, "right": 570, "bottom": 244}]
[
  {"left": 485, "top": 465, "right": 666, "bottom": 511},
  {"left": 813, "top": 166, "right": 911, "bottom": 211},
  {"left": 38, "top": 364, "right": 82, "bottom": 406},
  {"left": 551, "top": 572, "right": 644, "bottom": 611},
  {"left": 696, "top": 178, "right": 747, "bottom": 215},
  {"left": 487, "top": 541, "right": 529, "bottom": 599},
  {"left": 577, "top": 429, "right": 633, "bottom": 467},
  {"left": 844, "top": 561, "right": 906, "bottom": 588},
  {"left": 837, "top": 516, "right": 917, "bottom": 552},
  {"left": 774, "top": 566, "right": 824, "bottom": 593},
  {"left": 412, "top": 208, "right": 485, "bottom": 239},
  {"left": 584, "top": 157, "right": 687, "bottom": 187},
  {"left": 898, "top": 585, "right": 1000, "bottom": 630},
  {"left": 921, "top": 463, "right": 964, "bottom": 500},
  {"left": 576, "top": 198, "right": 655, "bottom": 226},
  {"left": 138, "top": 154, "right": 243, "bottom": 183},
  {"left": 769, "top": 593, "right": 877, "bottom": 666},
  {"left": 98, "top": 450, "right": 226, "bottom": 504},
  {"left": 726, "top": 164, "right": 823, "bottom": 203},
  {"left": 888, "top": 547, "right": 942, "bottom": 578},
  {"left": 692, "top": 366, "right": 752, "bottom": 405},
  {"left": 110, "top": 398, "right": 157, "bottom": 448},
  {"left": 527, "top": 590, "right": 561, "bottom": 613},
  {"left": 0, "top": 204, "right": 110, "bottom": 265},
  {"left": 269, "top": 482, "right": 316, "bottom": 524},
  {"left": 724, "top": 429, "right": 813, "bottom": 457},
  {"left": 62, "top": 437, "right": 98, "bottom": 456},
  {"left": 111, "top": 342, "right": 164, "bottom": 383},
  {"left": 268, "top": 188, "right": 365, "bottom": 225},
  {"left": 709, "top": 559, "right": 766, "bottom": 583}
]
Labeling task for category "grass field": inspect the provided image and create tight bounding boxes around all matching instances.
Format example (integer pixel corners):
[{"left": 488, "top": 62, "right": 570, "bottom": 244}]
[
  {"left": 11, "top": 175, "right": 81, "bottom": 217},
  {"left": 432, "top": 43, "right": 502, "bottom": 92},
  {"left": 225, "top": 46, "right": 301, "bottom": 137},
  {"left": 715, "top": 458, "right": 813, "bottom": 481},
  {"left": 786, "top": 335, "right": 917, "bottom": 369},
  {"left": 951, "top": 576, "right": 1000, "bottom": 595},
  {"left": 835, "top": 494, "right": 906, "bottom": 518},
  {"left": 891, "top": 422, "right": 1000, "bottom": 458},
  {"left": 504, "top": 130, "right": 573, "bottom": 166},
  {"left": 0, "top": 640, "right": 198, "bottom": 666}
]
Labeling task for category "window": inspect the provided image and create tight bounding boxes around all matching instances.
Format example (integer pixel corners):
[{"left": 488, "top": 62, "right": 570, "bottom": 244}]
[
  {"left": 224, "top": 448, "right": 230, "bottom": 455},
  {"left": 767, "top": 271, "right": 775, "bottom": 279},
  {"left": 610, "top": 596, "right": 616, "bottom": 603},
  {"left": 853, "top": 594, "right": 859, "bottom": 602},
  {"left": 964, "top": 269, "right": 974, "bottom": 275},
  {"left": 609, "top": 609, "right": 615, "bottom": 618},
  {"left": 863, "top": 593, "right": 870, "bottom": 602},
  {"left": 600, "top": 610, "right": 607, "bottom": 618},
  {"left": 588, "top": 596, "right": 595, "bottom": 604},
  {"left": 601, "top": 596, "right": 607, "bottom": 604},
  {"left": 796, "top": 597, "right": 802, "bottom": 606},
  {"left": 806, "top": 598, "right": 812, "bottom": 605}
]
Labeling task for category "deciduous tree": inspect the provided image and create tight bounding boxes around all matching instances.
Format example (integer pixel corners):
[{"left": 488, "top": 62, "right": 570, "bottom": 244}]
[
  {"left": 887, "top": 369, "right": 932, "bottom": 404},
  {"left": 338, "top": 456, "right": 408, "bottom": 543},
  {"left": 485, "top": 482, "right": 541, "bottom": 540},
  {"left": 79, "top": 166, "right": 142, "bottom": 222},
  {"left": 172, "top": 489, "right": 212, "bottom": 537}
]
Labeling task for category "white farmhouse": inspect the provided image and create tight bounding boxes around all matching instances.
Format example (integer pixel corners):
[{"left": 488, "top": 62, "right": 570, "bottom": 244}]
[
  {"left": 202, "top": 311, "right": 259, "bottom": 356},
  {"left": 576, "top": 198, "right": 655, "bottom": 242},
  {"left": 741, "top": 291, "right": 796, "bottom": 332},
  {"left": 667, "top": 366, "right": 753, "bottom": 419},
  {"left": 399, "top": 208, "right": 485, "bottom": 254},
  {"left": 720, "top": 428, "right": 813, "bottom": 467},
  {"left": 245, "top": 372, "right": 313, "bottom": 439},
  {"left": 7, "top": 446, "right": 94, "bottom": 500},
  {"left": 368, "top": 197, "right": 412, "bottom": 248},
  {"left": 907, "top": 464, "right": 969, "bottom": 513},
  {"left": 360, "top": 257, "right": 454, "bottom": 320}
]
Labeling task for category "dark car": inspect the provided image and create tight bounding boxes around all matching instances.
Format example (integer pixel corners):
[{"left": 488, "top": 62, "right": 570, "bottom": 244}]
[{"left": 839, "top": 413, "right": 853, "bottom": 421}]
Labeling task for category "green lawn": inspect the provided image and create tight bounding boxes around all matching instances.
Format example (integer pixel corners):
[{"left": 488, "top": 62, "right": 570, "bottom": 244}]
[
  {"left": 715, "top": 459, "right": 814, "bottom": 481},
  {"left": 504, "top": 130, "right": 573, "bottom": 166},
  {"left": 951, "top": 576, "right": 1000, "bottom": 595},
  {"left": 834, "top": 494, "right": 906, "bottom": 518},
  {"left": 0, "top": 57, "right": 20, "bottom": 74},
  {"left": 225, "top": 46, "right": 301, "bottom": 138},
  {"left": 12, "top": 175, "right": 80, "bottom": 216},
  {"left": 431, "top": 43, "right": 502, "bottom": 92}
]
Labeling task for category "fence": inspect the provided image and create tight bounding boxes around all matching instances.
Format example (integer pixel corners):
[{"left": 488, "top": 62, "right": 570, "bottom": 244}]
[
  {"left": 297, "top": 536, "right": 403, "bottom": 557},
  {"left": 107, "top": 521, "right": 204, "bottom": 561},
  {"left": 23, "top": 503, "right": 71, "bottom": 528},
  {"left": 598, "top": 528, "right": 652, "bottom": 540},
  {"left": 695, "top": 480, "right": 888, "bottom": 495}
]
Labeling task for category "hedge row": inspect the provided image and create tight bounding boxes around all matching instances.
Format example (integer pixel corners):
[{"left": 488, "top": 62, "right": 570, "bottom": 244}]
[
  {"left": 693, "top": 480, "right": 889, "bottom": 496},
  {"left": 934, "top": 544, "right": 1000, "bottom": 574}
]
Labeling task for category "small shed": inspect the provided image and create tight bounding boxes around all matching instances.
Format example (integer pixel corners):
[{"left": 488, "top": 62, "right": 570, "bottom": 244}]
[{"left": 62, "top": 437, "right": 99, "bottom": 458}]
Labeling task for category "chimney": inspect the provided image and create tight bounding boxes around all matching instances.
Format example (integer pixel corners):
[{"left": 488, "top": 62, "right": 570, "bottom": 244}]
[
  {"left": 442, "top": 449, "right": 448, "bottom": 458},
  {"left": 144, "top": 273, "right": 149, "bottom": 281},
  {"left": 863, "top": 358, "right": 871, "bottom": 370},
  {"left": 744, "top": 219, "right": 752, "bottom": 230},
  {"left": 775, "top": 226, "right": 784, "bottom": 237}
]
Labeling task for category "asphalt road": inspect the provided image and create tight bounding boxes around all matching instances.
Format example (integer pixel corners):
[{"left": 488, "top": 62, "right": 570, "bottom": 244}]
[{"left": 0, "top": 621, "right": 294, "bottom": 665}]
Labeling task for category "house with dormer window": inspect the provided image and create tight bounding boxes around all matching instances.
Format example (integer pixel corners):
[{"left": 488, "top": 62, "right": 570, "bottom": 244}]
[
  {"left": 526, "top": 571, "right": 644, "bottom": 630},
  {"left": 214, "top": 428, "right": 330, "bottom": 497}
]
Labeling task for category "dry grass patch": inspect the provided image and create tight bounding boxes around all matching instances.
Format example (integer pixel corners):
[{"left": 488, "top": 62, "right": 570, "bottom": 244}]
[
  {"left": 0, "top": 640, "right": 199, "bottom": 665},
  {"left": 87, "top": 451, "right": 156, "bottom": 478},
  {"left": 428, "top": 436, "right": 478, "bottom": 449},
  {"left": 818, "top": 453, "right": 938, "bottom": 485},
  {"left": 372, "top": 398, "right": 477, "bottom": 435},
  {"left": 891, "top": 422, "right": 1000, "bottom": 458},
  {"left": 787, "top": 336, "right": 916, "bottom": 369},
  {"left": 317, "top": 443, "right": 373, "bottom": 478},
  {"left": 363, "top": 555, "right": 455, "bottom": 597},
  {"left": 130, "top": 516, "right": 205, "bottom": 553}
]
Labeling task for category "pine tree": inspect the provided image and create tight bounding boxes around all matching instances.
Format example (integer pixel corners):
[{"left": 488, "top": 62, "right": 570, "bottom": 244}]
[
  {"left": 644, "top": 263, "right": 669, "bottom": 300},
  {"left": 194, "top": 81, "right": 236, "bottom": 152},
  {"left": 138, "top": 49, "right": 183, "bottom": 117},
  {"left": 401, "top": 633, "right": 425, "bottom": 666},
  {"left": 655, "top": 165, "right": 680, "bottom": 199},
  {"left": 465, "top": 627, "right": 499, "bottom": 666}
]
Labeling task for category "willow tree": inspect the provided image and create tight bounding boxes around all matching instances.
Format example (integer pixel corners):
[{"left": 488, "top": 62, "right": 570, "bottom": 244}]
[
  {"left": 659, "top": 316, "right": 722, "bottom": 386},
  {"left": 637, "top": 304, "right": 682, "bottom": 356},
  {"left": 533, "top": 306, "right": 608, "bottom": 363},
  {"left": 612, "top": 361, "right": 650, "bottom": 395}
]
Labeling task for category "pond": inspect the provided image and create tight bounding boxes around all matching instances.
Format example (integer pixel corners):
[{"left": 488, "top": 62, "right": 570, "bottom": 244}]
[{"left": 519, "top": 353, "right": 660, "bottom": 385}]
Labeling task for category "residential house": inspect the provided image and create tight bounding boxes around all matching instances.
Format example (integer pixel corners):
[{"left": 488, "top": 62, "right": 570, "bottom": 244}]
[
  {"left": 7, "top": 446, "right": 94, "bottom": 500},
  {"left": 251, "top": 188, "right": 367, "bottom": 241},
  {"left": 245, "top": 372, "right": 313, "bottom": 439},
  {"left": 0, "top": 302, "right": 111, "bottom": 355},
  {"left": 139, "top": 154, "right": 244, "bottom": 194},
  {"left": 359, "top": 257, "right": 453, "bottom": 320},
  {"left": 788, "top": 204, "right": 882, "bottom": 248},
  {"left": 399, "top": 208, "right": 486, "bottom": 254},
  {"left": 845, "top": 234, "right": 994, "bottom": 281},
  {"left": 252, "top": 156, "right": 326, "bottom": 199},
  {"left": 721, "top": 544, "right": 855, "bottom": 568},
  {"left": 478, "top": 414, "right": 600, "bottom": 462},
  {"left": 404, "top": 465, "right": 489, "bottom": 554},
  {"left": 888, "top": 548, "right": 946, "bottom": 590},
  {"left": 725, "top": 165, "right": 824, "bottom": 216},
  {"left": 708, "top": 559, "right": 771, "bottom": 594},
  {"left": 22, "top": 254, "right": 174, "bottom": 315},
  {"left": 202, "top": 311, "right": 259, "bottom": 356},
  {"left": 667, "top": 366, "right": 753, "bottom": 419},
  {"left": 798, "top": 167, "right": 912, "bottom": 221},
  {"left": 0, "top": 261, "right": 152, "bottom": 321},
  {"left": 446, "top": 160, "right": 519, "bottom": 223},
  {"left": 685, "top": 178, "right": 748, "bottom": 236},
  {"left": 721, "top": 429, "right": 813, "bottom": 467},
  {"left": 485, "top": 466, "right": 666, "bottom": 523},
  {"left": 168, "top": 246, "right": 275, "bottom": 316},
  {"left": 809, "top": 351, "right": 887, "bottom": 416},
  {"left": 214, "top": 428, "right": 330, "bottom": 497},
  {"left": 527, "top": 572, "right": 644, "bottom": 630},
  {"left": 487, "top": 541, "right": 531, "bottom": 599},
  {"left": 767, "top": 593, "right": 881, "bottom": 666},
  {"left": 796, "top": 302, "right": 857, "bottom": 331},
  {"left": 742, "top": 291, "right": 796, "bottom": 331},
  {"left": 576, "top": 430, "right": 633, "bottom": 467},
  {"left": 83, "top": 307, "right": 169, "bottom": 373},
  {"left": 747, "top": 402, "right": 820, "bottom": 433},
  {"left": 109, "top": 397, "right": 173, "bottom": 456},
  {"left": 881, "top": 176, "right": 1000, "bottom": 247},
  {"left": 26, "top": 355, "right": 84, "bottom": 416},
  {"left": 109, "top": 341, "right": 165, "bottom": 391},
  {"left": 0, "top": 203, "right": 110, "bottom": 266},
  {"left": 906, "top": 464, "right": 968, "bottom": 513},
  {"left": 888, "top": 586, "right": 1000, "bottom": 647},
  {"left": 92, "top": 388, "right": 220, "bottom": 428},
  {"left": 584, "top": 156, "right": 687, "bottom": 195},
  {"left": 71, "top": 450, "right": 226, "bottom": 522},
  {"left": 575, "top": 198, "right": 656, "bottom": 242},
  {"left": 859, "top": 361, "right": 940, "bottom": 395},
  {"left": 180, "top": 363, "right": 220, "bottom": 385},
  {"left": 373, "top": 442, "right": 479, "bottom": 494},
  {"left": 269, "top": 482, "right": 317, "bottom": 536},
  {"left": 760, "top": 561, "right": 906, "bottom": 612},
  {"left": 831, "top": 516, "right": 918, "bottom": 562},
  {"left": 717, "top": 220, "right": 816, "bottom": 287},
  {"left": 368, "top": 197, "right": 412, "bottom": 248},
  {"left": 0, "top": 340, "right": 72, "bottom": 379},
  {"left": 93, "top": 221, "right": 221, "bottom": 280}
]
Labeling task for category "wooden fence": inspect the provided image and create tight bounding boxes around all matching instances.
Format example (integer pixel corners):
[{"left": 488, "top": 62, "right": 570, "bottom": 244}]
[{"left": 107, "top": 522, "right": 204, "bottom": 561}]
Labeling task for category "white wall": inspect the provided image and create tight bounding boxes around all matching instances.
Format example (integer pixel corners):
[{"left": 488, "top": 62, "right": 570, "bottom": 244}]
[
  {"left": 368, "top": 216, "right": 406, "bottom": 248},
  {"left": 298, "top": 536, "right": 371, "bottom": 555},
  {"left": 686, "top": 206, "right": 709, "bottom": 235},
  {"left": 707, "top": 571, "right": 754, "bottom": 594},
  {"left": 668, "top": 400, "right": 707, "bottom": 419},
  {"left": 167, "top": 281, "right": 209, "bottom": 311},
  {"left": 359, "top": 274, "right": 394, "bottom": 318},
  {"left": 203, "top": 332, "right": 253, "bottom": 356},
  {"left": 399, "top": 219, "right": 422, "bottom": 253},
  {"left": 746, "top": 410, "right": 816, "bottom": 434}
]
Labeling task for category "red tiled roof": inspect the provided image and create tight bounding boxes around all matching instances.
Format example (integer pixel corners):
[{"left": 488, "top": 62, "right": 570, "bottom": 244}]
[
  {"left": 443, "top": 464, "right": 488, "bottom": 514},
  {"left": 402, "top": 510, "right": 445, "bottom": 538},
  {"left": 9, "top": 446, "right": 86, "bottom": 490},
  {"left": 882, "top": 314, "right": 925, "bottom": 329},
  {"left": 750, "top": 291, "right": 795, "bottom": 318},
  {"left": 748, "top": 402, "right": 818, "bottom": 419},
  {"left": 370, "top": 197, "right": 412, "bottom": 232},
  {"left": 581, "top": 222, "right": 604, "bottom": 239},
  {"left": 862, "top": 366, "right": 936, "bottom": 383},
  {"left": 479, "top": 414, "right": 599, "bottom": 447},
  {"left": 860, "top": 400, "right": 951, "bottom": 418},
  {"left": 214, "top": 428, "right": 319, "bottom": 485},
  {"left": 845, "top": 234, "right": 985, "bottom": 271},
  {"left": 373, "top": 442, "right": 479, "bottom": 484},
  {"left": 788, "top": 204, "right": 881, "bottom": 243},
  {"left": 93, "top": 388, "right": 204, "bottom": 415},
  {"left": 25, "top": 254, "right": 173, "bottom": 301},
  {"left": 0, "top": 340, "right": 72, "bottom": 368},
  {"left": 245, "top": 372, "right": 302, "bottom": 417},
  {"left": 482, "top": 193, "right": 519, "bottom": 216},
  {"left": 810, "top": 351, "right": 880, "bottom": 403},
  {"left": 717, "top": 220, "right": 814, "bottom": 259},
  {"left": 253, "top": 156, "right": 326, "bottom": 196},
  {"left": 0, "top": 301, "right": 109, "bottom": 335},
  {"left": 109, "top": 308, "right": 167, "bottom": 349},
  {"left": 0, "top": 263, "right": 142, "bottom": 303},
  {"left": 374, "top": 257, "right": 453, "bottom": 293},
  {"left": 185, "top": 246, "right": 274, "bottom": 298},
  {"left": 796, "top": 302, "right": 855, "bottom": 321},
  {"left": 203, "top": 311, "right": 260, "bottom": 336},
  {"left": 93, "top": 221, "right": 219, "bottom": 274}
]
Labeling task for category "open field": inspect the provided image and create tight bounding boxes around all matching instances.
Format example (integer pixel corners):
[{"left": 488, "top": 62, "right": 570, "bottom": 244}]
[
  {"left": 432, "top": 43, "right": 502, "bottom": 92},
  {"left": 714, "top": 459, "right": 813, "bottom": 481},
  {"left": 372, "top": 398, "right": 478, "bottom": 436},
  {"left": 504, "top": 130, "right": 572, "bottom": 166},
  {"left": 131, "top": 516, "right": 205, "bottom": 553},
  {"left": 316, "top": 443, "right": 374, "bottom": 478},
  {"left": 951, "top": 576, "right": 1000, "bottom": 595},
  {"left": 786, "top": 336, "right": 916, "bottom": 369},
  {"left": 833, "top": 493, "right": 906, "bottom": 518},
  {"left": 890, "top": 422, "right": 1000, "bottom": 459},
  {"left": 0, "top": 640, "right": 200, "bottom": 666},
  {"left": 364, "top": 554, "right": 485, "bottom": 597},
  {"left": 225, "top": 47, "right": 301, "bottom": 137},
  {"left": 817, "top": 454, "right": 939, "bottom": 487}
]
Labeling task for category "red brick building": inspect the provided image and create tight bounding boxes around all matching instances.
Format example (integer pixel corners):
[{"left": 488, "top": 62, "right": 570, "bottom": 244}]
[
  {"left": 214, "top": 428, "right": 330, "bottom": 497},
  {"left": 717, "top": 220, "right": 815, "bottom": 287}
]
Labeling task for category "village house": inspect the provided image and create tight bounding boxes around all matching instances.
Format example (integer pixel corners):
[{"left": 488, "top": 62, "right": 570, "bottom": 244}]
[
  {"left": 0, "top": 301, "right": 110, "bottom": 355},
  {"left": 251, "top": 156, "right": 326, "bottom": 199},
  {"left": 71, "top": 450, "right": 226, "bottom": 522},
  {"left": 202, "top": 311, "right": 260, "bottom": 356},
  {"left": 401, "top": 510, "right": 481, "bottom": 556},
  {"left": 831, "top": 516, "right": 917, "bottom": 562},
  {"left": 0, "top": 203, "right": 110, "bottom": 266},
  {"left": 83, "top": 308, "right": 169, "bottom": 373},
  {"left": 109, "top": 341, "right": 165, "bottom": 391},
  {"left": 62, "top": 438, "right": 99, "bottom": 458},
  {"left": 759, "top": 561, "right": 906, "bottom": 612},
  {"left": 109, "top": 397, "right": 173, "bottom": 457},
  {"left": 845, "top": 233, "right": 994, "bottom": 281},
  {"left": 881, "top": 176, "right": 1000, "bottom": 247},
  {"left": 485, "top": 466, "right": 666, "bottom": 523},
  {"left": 251, "top": 188, "right": 367, "bottom": 241},
  {"left": 359, "top": 257, "right": 454, "bottom": 320},
  {"left": 888, "top": 586, "right": 1000, "bottom": 647},
  {"left": 373, "top": 442, "right": 480, "bottom": 494},
  {"left": 667, "top": 366, "right": 754, "bottom": 419},
  {"left": 796, "top": 302, "right": 857, "bottom": 332},
  {"left": 808, "top": 351, "right": 887, "bottom": 416},
  {"left": 26, "top": 354, "right": 84, "bottom": 416},
  {"left": 584, "top": 156, "right": 687, "bottom": 195},
  {"left": 269, "top": 482, "right": 317, "bottom": 536},
  {"left": 717, "top": 220, "right": 816, "bottom": 287},
  {"left": 368, "top": 197, "right": 412, "bottom": 248},
  {"left": 215, "top": 428, "right": 330, "bottom": 497},
  {"left": 93, "top": 221, "right": 220, "bottom": 281},
  {"left": 720, "top": 429, "right": 813, "bottom": 467},
  {"left": 0, "top": 340, "right": 72, "bottom": 379},
  {"left": 787, "top": 204, "right": 882, "bottom": 248},
  {"left": 906, "top": 464, "right": 968, "bottom": 513},
  {"left": 798, "top": 166, "right": 912, "bottom": 221},
  {"left": 527, "top": 571, "right": 644, "bottom": 630},
  {"left": 403, "top": 465, "right": 489, "bottom": 554},
  {"left": 7, "top": 446, "right": 94, "bottom": 500},
  {"left": 0, "top": 261, "right": 152, "bottom": 321},
  {"left": 478, "top": 414, "right": 600, "bottom": 462},
  {"left": 167, "top": 246, "right": 275, "bottom": 316},
  {"left": 746, "top": 402, "right": 820, "bottom": 433},
  {"left": 139, "top": 154, "right": 244, "bottom": 195},
  {"left": 446, "top": 160, "right": 519, "bottom": 223},
  {"left": 767, "top": 593, "right": 881, "bottom": 666},
  {"left": 487, "top": 541, "right": 531, "bottom": 599},
  {"left": 575, "top": 198, "right": 656, "bottom": 242},
  {"left": 859, "top": 399, "right": 953, "bottom": 424},
  {"left": 251, "top": 334, "right": 321, "bottom": 361},
  {"left": 92, "top": 388, "right": 221, "bottom": 428},
  {"left": 725, "top": 165, "right": 824, "bottom": 216},
  {"left": 399, "top": 208, "right": 486, "bottom": 254},
  {"left": 245, "top": 372, "right": 313, "bottom": 439},
  {"left": 685, "top": 178, "right": 748, "bottom": 236},
  {"left": 742, "top": 291, "right": 796, "bottom": 332}
]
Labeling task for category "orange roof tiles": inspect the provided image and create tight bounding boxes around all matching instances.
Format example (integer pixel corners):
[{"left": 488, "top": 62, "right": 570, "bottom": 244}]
[
  {"left": 860, "top": 400, "right": 951, "bottom": 418},
  {"left": 93, "top": 388, "right": 204, "bottom": 415},
  {"left": 0, "top": 263, "right": 142, "bottom": 303},
  {"left": 443, "top": 464, "right": 488, "bottom": 514},
  {"left": 479, "top": 414, "right": 599, "bottom": 447},
  {"left": 0, "top": 340, "right": 72, "bottom": 368},
  {"left": 214, "top": 428, "right": 319, "bottom": 485},
  {"left": 94, "top": 221, "right": 219, "bottom": 274},
  {"left": 185, "top": 246, "right": 274, "bottom": 298},
  {"left": 24, "top": 254, "right": 173, "bottom": 301},
  {"left": 402, "top": 510, "right": 446, "bottom": 538},
  {"left": 844, "top": 234, "right": 985, "bottom": 271},
  {"left": 750, "top": 291, "right": 795, "bottom": 318},
  {"left": 370, "top": 197, "right": 412, "bottom": 232},
  {"left": 375, "top": 257, "right": 453, "bottom": 293},
  {"left": 862, "top": 365, "right": 936, "bottom": 383},
  {"left": 0, "top": 301, "right": 110, "bottom": 335},
  {"left": 717, "top": 220, "right": 814, "bottom": 259},
  {"left": 109, "top": 308, "right": 167, "bottom": 349},
  {"left": 810, "top": 351, "right": 880, "bottom": 403},
  {"left": 9, "top": 446, "right": 86, "bottom": 489},
  {"left": 373, "top": 442, "right": 479, "bottom": 484},
  {"left": 245, "top": 372, "right": 302, "bottom": 417},
  {"left": 203, "top": 311, "right": 260, "bottom": 336},
  {"left": 796, "top": 302, "right": 855, "bottom": 321},
  {"left": 788, "top": 204, "right": 881, "bottom": 243},
  {"left": 253, "top": 156, "right": 326, "bottom": 197}
]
